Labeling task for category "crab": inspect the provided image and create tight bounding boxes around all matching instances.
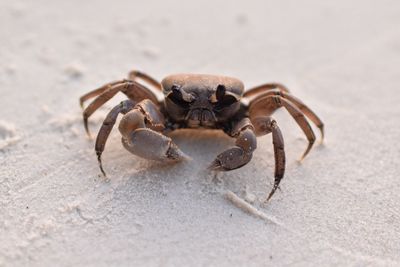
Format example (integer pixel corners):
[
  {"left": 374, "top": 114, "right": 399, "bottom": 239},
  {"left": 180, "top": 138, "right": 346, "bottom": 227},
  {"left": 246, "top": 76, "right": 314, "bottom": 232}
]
[{"left": 80, "top": 70, "right": 324, "bottom": 201}]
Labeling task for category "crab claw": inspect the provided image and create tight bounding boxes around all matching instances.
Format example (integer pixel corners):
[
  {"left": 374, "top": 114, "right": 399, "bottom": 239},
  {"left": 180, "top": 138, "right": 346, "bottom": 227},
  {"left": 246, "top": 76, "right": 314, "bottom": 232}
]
[
  {"left": 166, "top": 142, "right": 192, "bottom": 161},
  {"left": 208, "top": 158, "right": 224, "bottom": 171},
  {"left": 208, "top": 147, "right": 252, "bottom": 171},
  {"left": 122, "top": 128, "right": 191, "bottom": 162}
]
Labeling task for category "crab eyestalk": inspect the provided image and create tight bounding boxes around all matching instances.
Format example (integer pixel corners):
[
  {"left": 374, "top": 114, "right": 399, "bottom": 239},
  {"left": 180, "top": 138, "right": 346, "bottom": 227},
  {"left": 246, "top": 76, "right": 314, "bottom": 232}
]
[
  {"left": 216, "top": 84, "right": 226, "bottom": 101},
  {"left": 171, "top": 84, "right": 195, "bottom": 102}
]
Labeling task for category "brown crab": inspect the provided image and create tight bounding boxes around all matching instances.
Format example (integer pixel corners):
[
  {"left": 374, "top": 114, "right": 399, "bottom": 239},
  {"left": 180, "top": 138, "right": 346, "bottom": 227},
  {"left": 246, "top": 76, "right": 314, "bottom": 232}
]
[{"left": 80, "top": 70, "right": 324, "bottom": 200}]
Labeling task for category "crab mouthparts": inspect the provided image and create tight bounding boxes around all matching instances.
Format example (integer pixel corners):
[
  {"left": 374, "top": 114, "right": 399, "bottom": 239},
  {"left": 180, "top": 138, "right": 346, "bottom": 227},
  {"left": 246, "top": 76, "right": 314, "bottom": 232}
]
[{"left": 186, "top": 108, "right": 217, "bottom": 127}]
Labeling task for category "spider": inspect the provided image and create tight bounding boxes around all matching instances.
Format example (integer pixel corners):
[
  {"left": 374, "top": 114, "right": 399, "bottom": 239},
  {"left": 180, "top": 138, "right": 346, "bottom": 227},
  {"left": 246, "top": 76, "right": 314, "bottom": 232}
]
[{"left": 80, "top": 70, "right": 324, "bottom": 201}]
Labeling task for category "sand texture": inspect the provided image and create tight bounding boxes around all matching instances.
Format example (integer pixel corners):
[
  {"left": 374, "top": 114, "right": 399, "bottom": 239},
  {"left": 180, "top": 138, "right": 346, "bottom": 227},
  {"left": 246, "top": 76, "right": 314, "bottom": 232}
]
[{"left": 1, "top": 0, "right": 400, "bottom": 266}]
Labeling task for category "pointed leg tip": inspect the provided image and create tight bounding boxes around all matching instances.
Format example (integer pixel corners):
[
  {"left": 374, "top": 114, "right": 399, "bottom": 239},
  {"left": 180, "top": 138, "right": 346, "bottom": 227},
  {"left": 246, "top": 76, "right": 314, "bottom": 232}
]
[
  {"left": 319, "top": 133, "right": 325, "bottom": 145},
  {"left": 97, "top": 155, "right": 107, "bottom": 177},
  {"left": 264, "top": 182, "right": 281, "bottom": 203},
  {"left": 85, "top": 130, "right": 93, "bottom": 140},
  {"left": 83, "top": 119, "right": 92, "bottom": 138},
  {"left": 318, "top": 126, "right": 325, "bottom": 143},
  {"left": 264, "top": 191, "right": 275, "bottom": 203},
  {"left": 299, "top": 142, "right": 314, "bottom": 161},
  {"left": 298, "top": 152, "right": 307, "bottom": 162}
]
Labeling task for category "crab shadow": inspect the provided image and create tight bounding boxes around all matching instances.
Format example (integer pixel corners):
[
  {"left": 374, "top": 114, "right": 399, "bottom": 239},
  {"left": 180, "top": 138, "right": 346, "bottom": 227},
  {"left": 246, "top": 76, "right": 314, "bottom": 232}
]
[
  {"left": 90, "top": 128, "right": 290, "bottom": 237},
  {"left": 131, "top": 130, "right": 228, "bottom": 174},
  {"left": 106, "top": 130, "right": 277, "bottom": 210}
]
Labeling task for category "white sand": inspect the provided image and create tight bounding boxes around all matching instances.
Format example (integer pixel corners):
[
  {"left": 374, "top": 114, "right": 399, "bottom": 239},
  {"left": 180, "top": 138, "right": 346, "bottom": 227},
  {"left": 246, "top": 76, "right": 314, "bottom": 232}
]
[{"left": 1, "top": 0, "right": 400, "bottom": 266}]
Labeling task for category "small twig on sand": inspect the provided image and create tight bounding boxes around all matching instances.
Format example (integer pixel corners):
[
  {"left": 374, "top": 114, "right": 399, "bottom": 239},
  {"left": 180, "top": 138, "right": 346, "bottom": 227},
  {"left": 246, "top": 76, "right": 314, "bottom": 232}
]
[{"left": 224, "top": 190, "right": 282, "bottom": 226}]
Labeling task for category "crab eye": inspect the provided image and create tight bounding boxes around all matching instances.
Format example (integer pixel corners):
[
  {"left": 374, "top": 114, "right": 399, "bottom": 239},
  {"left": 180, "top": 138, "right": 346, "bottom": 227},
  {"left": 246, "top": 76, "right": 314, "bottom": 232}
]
[
  {"left": 213, "top": 84, "right": 238, "bottom": 107},
  {"left": 169, "top": 84, "right": 194, "bottom": 106},
  {"left": 216, "top": 84, "right": 226, "bottom": 102}
]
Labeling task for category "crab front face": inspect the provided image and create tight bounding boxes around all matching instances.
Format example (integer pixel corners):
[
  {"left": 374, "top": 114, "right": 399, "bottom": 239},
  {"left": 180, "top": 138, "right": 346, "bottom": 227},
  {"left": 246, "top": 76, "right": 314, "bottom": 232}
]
[{"left": 161, "top": 74, "right": 244, "bottom": 127}]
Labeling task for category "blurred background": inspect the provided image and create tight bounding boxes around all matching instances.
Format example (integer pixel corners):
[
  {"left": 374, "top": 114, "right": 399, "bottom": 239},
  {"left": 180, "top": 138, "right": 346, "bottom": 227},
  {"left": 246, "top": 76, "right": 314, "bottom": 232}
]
[{"left": 1, "top": 0, "right": 400, "bottom": 266}]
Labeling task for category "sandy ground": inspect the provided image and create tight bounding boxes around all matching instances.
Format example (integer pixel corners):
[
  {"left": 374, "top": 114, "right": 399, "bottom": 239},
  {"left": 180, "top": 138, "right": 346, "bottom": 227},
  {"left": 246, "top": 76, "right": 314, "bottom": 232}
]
[{"left": 1, "top": 0, "right": 400, "bottom": 266}]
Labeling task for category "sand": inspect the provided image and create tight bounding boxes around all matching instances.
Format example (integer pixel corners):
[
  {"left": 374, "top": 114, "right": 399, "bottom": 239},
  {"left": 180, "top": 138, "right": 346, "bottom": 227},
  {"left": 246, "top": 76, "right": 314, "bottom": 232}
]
[{"left": 1, "top": 0, "right": 400, "bottom": 266}]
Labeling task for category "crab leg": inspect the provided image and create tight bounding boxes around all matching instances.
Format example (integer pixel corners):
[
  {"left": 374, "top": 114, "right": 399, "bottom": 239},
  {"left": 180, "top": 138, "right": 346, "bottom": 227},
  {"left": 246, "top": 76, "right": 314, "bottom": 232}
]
[
  {"left": 80, "top": 70, "right": 161, "bottom": 107},
  {"left": 209, "top": 118, "right": 257, "bottom": 171},
  {"left": 81, "top": 80, "right": 159, "bottom": 136},
  {"left": 128, "top": 70, "right": 162, "bottom": 91},
  {"left": 249, "top": 95, "right": 316, "bottom": 160},
  {"left": 244, "top": 84, "right": 324, "bottom": 141},
  {"left": 281, "top": 92, "right": 324, "bottom": 141},
  {"left": 243, "top": 83, "right": 290, "bottom": 100},
  {"left": 80, "top": 80, "right": 124, "bottom": 108},
  {"left": 95, "top": 100, "right": 135, "bottom": 176},
  {"left": 251, "top": 116, "right": 286, "bottom": 201}
]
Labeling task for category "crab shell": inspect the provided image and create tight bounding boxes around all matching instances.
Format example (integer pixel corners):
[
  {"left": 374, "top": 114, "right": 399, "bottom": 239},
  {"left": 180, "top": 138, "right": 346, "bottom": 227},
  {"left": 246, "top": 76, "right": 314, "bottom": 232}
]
[{"left": 161, "top": 74, "right": 245, "bottom": 127}]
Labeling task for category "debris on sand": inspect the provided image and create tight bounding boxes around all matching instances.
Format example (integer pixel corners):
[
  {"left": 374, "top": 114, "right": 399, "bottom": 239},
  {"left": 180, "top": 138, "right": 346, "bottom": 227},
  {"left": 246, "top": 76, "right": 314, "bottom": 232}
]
[
  {"left": 64, "top": 62, "right": 85, "bottom": 79},
  {"left": 224, "top": 190, "right": 282, "bottom": 226},
  {"left": 0, "top": 121, "right": 21, "bottom": 150}
]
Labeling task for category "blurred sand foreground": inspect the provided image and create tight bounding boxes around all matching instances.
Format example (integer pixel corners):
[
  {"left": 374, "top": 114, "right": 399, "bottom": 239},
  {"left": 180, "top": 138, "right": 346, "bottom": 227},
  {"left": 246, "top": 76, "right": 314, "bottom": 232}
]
[{"left": 1, "top": 0, "right": 400, "bottom": 266}]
